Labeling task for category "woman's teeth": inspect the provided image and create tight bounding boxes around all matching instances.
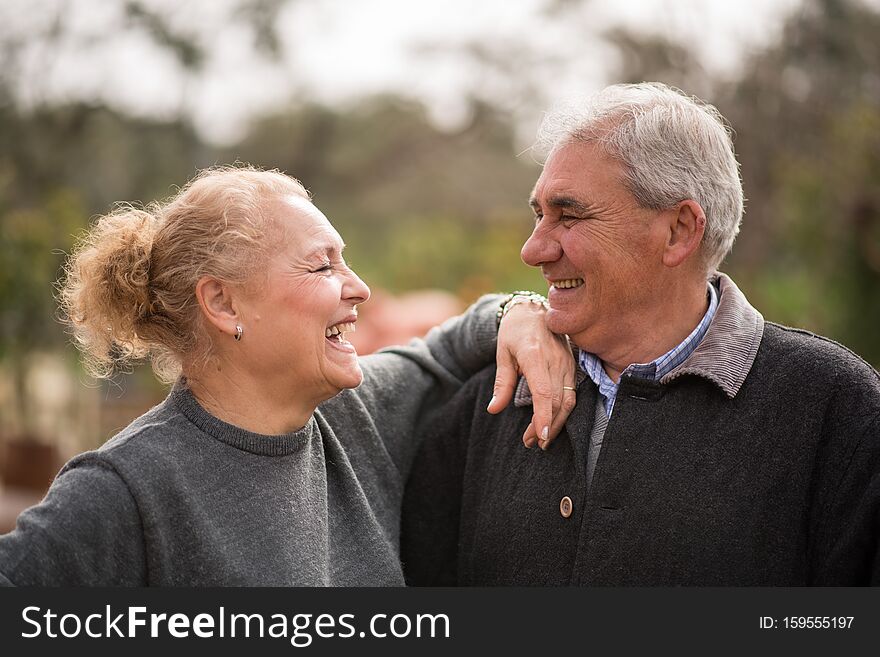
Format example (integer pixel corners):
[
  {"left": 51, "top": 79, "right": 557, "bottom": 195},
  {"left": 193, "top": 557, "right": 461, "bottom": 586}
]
[
  {"left": 552, "top": 278, "right": 584, "bottom": 289},
  {"left": 325, "top": 322, "right": 356, "bottom": 341}
]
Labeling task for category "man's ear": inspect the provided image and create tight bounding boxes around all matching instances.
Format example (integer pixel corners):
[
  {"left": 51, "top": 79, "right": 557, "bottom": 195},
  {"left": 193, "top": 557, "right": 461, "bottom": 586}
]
[
  {"left": 662, "top": 200, "right": 706, "bottom": 268},
  {"left": 195, "top": 276, "right": 240, "bottom": 337}
]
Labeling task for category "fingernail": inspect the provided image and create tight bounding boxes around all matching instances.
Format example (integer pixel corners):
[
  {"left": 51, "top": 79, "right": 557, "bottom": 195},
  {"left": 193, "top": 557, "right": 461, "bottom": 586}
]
[
  {"left": 487, "top": 395, "right": 496, "bottom": 410},
  {"left": 542, "top": 426, "right": 549, "bottom": 441}
]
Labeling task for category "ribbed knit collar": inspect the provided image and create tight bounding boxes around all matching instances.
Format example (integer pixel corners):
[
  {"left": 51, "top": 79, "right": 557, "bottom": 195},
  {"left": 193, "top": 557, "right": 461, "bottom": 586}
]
[
  {"left": 659, "top": 272, "right": 764, "bottom": 398},
  {"left": 169, "top": 380, "right": 316, "bottom": 456},
  {"left": 513, "top": 271, "right": 764, "bottom": 406}
]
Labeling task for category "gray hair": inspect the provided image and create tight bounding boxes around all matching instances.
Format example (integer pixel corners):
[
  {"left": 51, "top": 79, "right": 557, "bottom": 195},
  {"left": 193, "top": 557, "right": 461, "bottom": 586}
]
[{"left": 536, "top": 82, "right": 744, "bottom": 273}]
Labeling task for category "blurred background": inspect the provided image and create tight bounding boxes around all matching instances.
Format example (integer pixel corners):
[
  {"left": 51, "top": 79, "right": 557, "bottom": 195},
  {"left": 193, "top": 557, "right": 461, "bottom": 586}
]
[{"left": 1, "top": 0, "right": 879, "bottom": 528}]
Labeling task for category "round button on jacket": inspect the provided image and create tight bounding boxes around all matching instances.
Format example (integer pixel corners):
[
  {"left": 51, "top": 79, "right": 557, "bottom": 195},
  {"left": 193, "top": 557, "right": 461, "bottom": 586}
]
[{"left": 559, "top": 496, "right": 573, "bottom": 518}]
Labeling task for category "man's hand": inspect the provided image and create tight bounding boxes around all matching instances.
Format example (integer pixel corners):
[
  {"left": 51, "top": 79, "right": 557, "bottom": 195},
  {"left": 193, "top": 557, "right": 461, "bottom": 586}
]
[{"left": 488, "top": 300, "right": 576, "bottom": 449}]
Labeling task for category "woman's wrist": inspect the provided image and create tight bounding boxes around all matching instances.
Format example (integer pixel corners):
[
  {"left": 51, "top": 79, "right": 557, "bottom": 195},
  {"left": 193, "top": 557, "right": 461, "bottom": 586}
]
[{"left": 496, "top": 291, "right": 550, "bottom": 327}]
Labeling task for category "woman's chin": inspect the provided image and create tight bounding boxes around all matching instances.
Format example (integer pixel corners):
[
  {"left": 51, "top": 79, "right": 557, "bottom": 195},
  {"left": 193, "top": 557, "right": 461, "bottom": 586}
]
[
  {"left": 342, "top": 367, "right": 364, "bottom": 390},
  {"left": 329, "top": 362, "right": 364, "bottom": 392}
]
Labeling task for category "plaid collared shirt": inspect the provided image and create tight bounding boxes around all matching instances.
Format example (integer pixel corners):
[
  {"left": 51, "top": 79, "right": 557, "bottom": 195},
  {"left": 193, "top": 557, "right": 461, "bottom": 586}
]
[{"left": 579, "top": 283, "right": 719, "bottom": 418}]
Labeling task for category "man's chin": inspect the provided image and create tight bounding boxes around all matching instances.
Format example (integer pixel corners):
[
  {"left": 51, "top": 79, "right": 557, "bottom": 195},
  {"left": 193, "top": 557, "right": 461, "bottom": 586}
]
[
  {"left": 546, "top": 309, "right": 574, "bottom": 336},
  {"left": 547, "top": 312, "right": 594, "bottom": 349}
]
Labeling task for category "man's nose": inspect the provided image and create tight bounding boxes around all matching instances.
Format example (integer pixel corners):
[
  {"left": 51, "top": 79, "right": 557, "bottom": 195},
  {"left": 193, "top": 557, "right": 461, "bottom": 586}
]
[{"left": 521, "top": 225, "right": 560, "bottom": 267}]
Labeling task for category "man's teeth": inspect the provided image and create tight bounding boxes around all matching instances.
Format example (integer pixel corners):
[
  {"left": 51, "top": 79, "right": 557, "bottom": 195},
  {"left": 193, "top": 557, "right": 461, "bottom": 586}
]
[
  {"left": 325, "top": 322, "right": 356, "bottom": 340},
  {"left": 552, "top": 278, "right": 584, "bottom": 289}
]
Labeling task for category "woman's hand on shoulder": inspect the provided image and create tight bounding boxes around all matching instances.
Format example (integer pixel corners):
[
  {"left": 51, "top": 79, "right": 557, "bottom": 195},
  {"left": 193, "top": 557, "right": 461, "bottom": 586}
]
[{"left": 489, "top": 297, "right": 576, "bottom": 450}]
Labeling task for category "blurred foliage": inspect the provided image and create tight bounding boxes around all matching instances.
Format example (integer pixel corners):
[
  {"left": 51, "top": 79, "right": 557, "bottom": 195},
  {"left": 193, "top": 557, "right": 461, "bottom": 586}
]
[
  {"left": 0, "top": 183, "right": 84, "bottom": 425},
  {"left": 226, "top": 96, "right": 544, "bottom": 295},
  {"left": 0, "top": 0, "right": 877, "bottom": 435},
  {"left": 0, "top": 101, "right": 210, "bottom": 430},
  {"left": 722, "top": 0, "right": 880, "bottom": 366}
]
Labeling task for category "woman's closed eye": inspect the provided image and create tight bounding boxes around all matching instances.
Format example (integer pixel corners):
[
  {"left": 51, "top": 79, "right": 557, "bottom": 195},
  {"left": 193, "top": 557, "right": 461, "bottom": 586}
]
[{"left": 314, "top": 257, "right": 353, "bottom": 274}]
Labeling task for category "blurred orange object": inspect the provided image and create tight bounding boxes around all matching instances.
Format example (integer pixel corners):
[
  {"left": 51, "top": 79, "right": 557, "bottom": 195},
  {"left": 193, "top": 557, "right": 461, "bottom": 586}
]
[{"left": 349, "top": 288, "right": 465, "bottom": 355}]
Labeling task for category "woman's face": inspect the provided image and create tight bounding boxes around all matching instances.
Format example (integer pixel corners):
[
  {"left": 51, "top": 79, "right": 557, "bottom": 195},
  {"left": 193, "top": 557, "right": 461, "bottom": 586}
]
[{"left": 235, "top": 194, "right": 371, "bottom": 401}]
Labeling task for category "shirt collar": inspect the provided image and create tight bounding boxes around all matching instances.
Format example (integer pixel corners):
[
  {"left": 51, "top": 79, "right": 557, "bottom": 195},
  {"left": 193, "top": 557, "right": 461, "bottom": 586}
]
[{"left": 578, "top": 282, "right": 718, "bottom": 388}]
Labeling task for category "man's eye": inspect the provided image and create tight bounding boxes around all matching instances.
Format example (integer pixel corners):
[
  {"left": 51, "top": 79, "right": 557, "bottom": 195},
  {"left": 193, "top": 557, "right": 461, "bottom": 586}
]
[
  {"left": 533, "top": 213, "right": 543, "bottom": 224},
  {"left": 561, "top": 215, "right": 581, "bottom": 228},
  {"left": 314, "top": 263, "right": 332, "bottom": 273}
]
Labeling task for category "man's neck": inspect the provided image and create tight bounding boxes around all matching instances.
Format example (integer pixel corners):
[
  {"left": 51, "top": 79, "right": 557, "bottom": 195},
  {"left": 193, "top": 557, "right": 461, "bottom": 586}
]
[{"left": 588, "top": 279, "right": 711, "bottom": 384}]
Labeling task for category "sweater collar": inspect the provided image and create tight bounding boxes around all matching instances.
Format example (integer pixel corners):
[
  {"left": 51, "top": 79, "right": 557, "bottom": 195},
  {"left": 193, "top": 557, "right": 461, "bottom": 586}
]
[
  {"left": 169, "top": 380, "right": 316, "bottom": 456},
  {"left": 513, "top": 272, "right": 764, "bottom": 406},
  {"left": 658, "top": 272, "right": 764, "bottom": 398}
]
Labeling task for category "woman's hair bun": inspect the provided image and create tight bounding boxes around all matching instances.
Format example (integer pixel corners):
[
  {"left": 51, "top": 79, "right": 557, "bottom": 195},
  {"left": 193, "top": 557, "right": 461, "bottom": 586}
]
[{"left": 59, "top": 205, "right": 160, "bottom": 378}]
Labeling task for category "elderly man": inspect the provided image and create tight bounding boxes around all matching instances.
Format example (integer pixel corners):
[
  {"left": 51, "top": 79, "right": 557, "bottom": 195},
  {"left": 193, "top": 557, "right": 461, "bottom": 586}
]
[{"left": 401, "top": 83, "right": 880, "bottom": 585}]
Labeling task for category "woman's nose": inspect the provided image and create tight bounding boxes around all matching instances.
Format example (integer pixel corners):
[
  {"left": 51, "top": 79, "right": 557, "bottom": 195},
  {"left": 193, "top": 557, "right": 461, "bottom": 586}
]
[{"left": 346, "top": 269, "right": 371, "bottom": 305}]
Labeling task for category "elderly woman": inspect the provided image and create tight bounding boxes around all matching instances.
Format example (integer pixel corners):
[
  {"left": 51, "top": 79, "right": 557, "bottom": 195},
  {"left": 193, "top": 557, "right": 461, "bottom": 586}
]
[{"left": 0, "top": 166, "right": 574, "bottom": 586}]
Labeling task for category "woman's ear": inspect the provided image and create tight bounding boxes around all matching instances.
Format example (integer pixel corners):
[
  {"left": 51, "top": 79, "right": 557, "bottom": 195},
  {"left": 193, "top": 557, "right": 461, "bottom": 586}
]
[{"left": 195, "top": 276, "right": 240, "bottom": 337}]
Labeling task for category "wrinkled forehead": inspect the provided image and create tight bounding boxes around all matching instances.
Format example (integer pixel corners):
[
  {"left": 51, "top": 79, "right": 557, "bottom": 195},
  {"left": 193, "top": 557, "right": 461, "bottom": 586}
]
[
  {"left": 270, "top": 194, "right": 344, "bottom": 252},
  {"left": 530, "top": 141, "right": 626, "bottom": 205}
]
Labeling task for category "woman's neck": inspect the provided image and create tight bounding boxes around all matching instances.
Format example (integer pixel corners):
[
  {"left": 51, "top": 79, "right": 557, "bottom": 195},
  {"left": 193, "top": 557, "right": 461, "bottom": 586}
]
[{"left": 183, "top": 362, "right": 318, "bottom": 435}]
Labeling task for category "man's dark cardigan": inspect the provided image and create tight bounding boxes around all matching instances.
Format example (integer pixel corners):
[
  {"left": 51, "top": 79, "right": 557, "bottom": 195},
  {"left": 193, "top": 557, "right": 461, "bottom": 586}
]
[{"left": 402, "top": 275, "right": 880, "bottom": 585}]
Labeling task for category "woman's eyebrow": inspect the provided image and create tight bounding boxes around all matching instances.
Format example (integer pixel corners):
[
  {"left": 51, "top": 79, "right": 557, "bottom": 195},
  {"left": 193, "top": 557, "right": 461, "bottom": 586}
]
[{"left": 305, "top": 242, "right": 347, "bottom": 259}]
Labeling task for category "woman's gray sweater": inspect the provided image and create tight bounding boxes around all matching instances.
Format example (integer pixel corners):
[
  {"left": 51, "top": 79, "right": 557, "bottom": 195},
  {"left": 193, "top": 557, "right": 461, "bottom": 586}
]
[{"left": 0, "top": 296, "right": 500, "bottom": 586}]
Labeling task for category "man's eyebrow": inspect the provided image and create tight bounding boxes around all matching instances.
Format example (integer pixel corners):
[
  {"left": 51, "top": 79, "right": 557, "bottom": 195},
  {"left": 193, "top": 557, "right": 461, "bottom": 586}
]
[
  {"left": 529, "top": 195, "right": 595, "bottom": 214},
  {"left": 551, "top": 196, "right": 595, "bottom": 214}
]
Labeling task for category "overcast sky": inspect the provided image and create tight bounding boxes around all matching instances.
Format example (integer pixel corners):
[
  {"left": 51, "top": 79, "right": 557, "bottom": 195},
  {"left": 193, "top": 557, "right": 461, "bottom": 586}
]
[{"left": 3, "top": 0, "right": 824, "bottom": 143}]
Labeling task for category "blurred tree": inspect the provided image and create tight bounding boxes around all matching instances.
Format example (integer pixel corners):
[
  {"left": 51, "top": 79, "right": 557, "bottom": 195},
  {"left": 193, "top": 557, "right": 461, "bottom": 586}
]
[
  {"left": 602, "top": 26, "right": 717, "bottom": 101},
  {"left": 724, "top": 0, "right": 880, "bottom": 365},
  {"left": 0, "top": 186, "right": 84, "bottom": 432},
  {"left": 2, "top": 104, "right": 208, "bottom": 214},
  {"left": 229, "top": 95, "right": 544, "bottom": 297},
  {"left": 0, "top": 101, "right": 211, "bottom": 432}
]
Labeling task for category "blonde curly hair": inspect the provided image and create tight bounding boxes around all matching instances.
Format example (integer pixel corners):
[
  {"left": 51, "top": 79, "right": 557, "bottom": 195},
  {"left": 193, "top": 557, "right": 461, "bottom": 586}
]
[{"left": 58, "top": 165, "right": 310, "bottom": 383}]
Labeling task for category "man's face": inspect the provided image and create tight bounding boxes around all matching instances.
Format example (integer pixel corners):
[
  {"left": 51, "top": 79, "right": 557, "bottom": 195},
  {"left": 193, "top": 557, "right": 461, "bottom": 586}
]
[{"left": 521, "top": 141, "right": 671, "bottom": 358}]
